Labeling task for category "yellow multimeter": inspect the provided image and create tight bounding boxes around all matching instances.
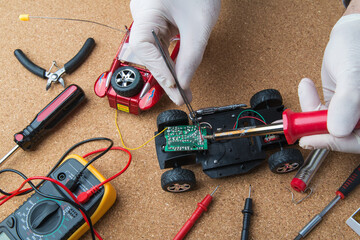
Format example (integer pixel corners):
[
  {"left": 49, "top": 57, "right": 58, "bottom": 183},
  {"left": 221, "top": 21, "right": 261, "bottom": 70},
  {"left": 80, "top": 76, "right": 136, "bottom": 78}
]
[{"left": 0, "top": 154, "right": 116, "bottom": 240}]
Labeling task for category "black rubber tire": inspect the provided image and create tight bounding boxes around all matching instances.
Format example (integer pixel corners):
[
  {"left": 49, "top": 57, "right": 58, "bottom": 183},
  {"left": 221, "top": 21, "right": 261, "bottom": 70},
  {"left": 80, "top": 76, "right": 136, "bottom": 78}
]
[
  {"left": 250, "top": 89, "right": 283, "bottom": 110},
  {"left": 111, "top": 66, "right": 143, "bottom": 97},
  {"left": 157, "top": 109, "right": 189, "bottom": 132},
  {"left": 161, "top": 168, "right": 196, "bottom": 193},
  {"left": 268, "top": 148, "right": 304, "bottom": 174}
]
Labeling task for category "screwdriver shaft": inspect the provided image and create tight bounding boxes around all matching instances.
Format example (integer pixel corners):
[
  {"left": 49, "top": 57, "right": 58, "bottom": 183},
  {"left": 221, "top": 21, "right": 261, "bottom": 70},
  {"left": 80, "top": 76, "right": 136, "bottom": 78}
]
[
  {"left": 0, "top": 145, "right": 20, "bottom": 166},
  {"left": 295, "top": 164, "right": 360, "bottom": 239},
  {"left": 296, "top": 195, "right": 340, "bottom": 239}
]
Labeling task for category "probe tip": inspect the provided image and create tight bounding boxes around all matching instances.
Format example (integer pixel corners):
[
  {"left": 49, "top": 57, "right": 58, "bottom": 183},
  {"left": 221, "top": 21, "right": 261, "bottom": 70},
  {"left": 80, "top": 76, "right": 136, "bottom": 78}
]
[
  {"left": 249, "top": 185, "right": 252, "bottom": 198},
  {"left": 19, "top": 14, "right": 30, "bottom": 21},
  {"left": 211, "top": 185, "right": 220, "bottom": 196},
  {"left": 294, "top": 234, "right": 303, "bottom": 240}
]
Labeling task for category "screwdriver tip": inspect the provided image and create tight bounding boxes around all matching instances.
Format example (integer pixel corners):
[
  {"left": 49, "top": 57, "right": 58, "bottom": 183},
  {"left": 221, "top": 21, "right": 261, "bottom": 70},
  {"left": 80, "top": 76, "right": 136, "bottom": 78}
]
[{"left": 211, "top": 185, "right": 220, "bottom": 196}]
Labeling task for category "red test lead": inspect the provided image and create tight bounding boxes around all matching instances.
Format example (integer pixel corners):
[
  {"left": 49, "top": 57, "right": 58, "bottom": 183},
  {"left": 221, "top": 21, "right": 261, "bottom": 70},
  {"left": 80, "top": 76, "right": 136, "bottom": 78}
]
[{"left": 173, "top": 186, "right": 219, "bottom": 240}]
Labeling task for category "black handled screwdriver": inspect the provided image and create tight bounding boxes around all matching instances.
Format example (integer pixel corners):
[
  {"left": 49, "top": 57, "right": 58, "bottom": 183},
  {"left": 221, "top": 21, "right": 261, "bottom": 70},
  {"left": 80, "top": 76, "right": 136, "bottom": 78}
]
[
  {"left": 294, "top": 164, "right": 360, "bottom": 239},
  {"left": 241, "top": 185, "right": 253, "bottom": 240},
  {"left": 0, "top": 84, "right": 85, "bottom": 166}
]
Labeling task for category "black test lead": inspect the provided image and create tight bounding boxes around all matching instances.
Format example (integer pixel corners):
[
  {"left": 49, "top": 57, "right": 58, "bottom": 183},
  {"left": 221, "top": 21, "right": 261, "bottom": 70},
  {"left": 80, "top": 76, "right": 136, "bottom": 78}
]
[{"left": 241, "top": 185, "right": 253, "bottom": 240}]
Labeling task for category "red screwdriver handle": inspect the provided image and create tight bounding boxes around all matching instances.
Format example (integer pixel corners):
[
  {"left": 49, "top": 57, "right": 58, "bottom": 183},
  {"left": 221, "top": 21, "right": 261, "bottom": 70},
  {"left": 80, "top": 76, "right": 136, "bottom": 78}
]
[
  {"left": 283, "top": 109, "right": 360, "bottom": 144},
  {"left": 173, "top": 194, "right": 213, "bottom": 240},
  {"left": 336, "top": 164, "right": 360, "bottom": 199},
  {"left": 14, "top": 85, "right": 85, "bottom": 150}
]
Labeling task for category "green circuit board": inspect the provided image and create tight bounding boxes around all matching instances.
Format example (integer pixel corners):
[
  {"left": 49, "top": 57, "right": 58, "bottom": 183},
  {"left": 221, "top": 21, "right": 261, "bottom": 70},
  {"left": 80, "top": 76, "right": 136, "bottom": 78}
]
[{"left": 164, "top": 125, "right": 208, "bottom": 152}]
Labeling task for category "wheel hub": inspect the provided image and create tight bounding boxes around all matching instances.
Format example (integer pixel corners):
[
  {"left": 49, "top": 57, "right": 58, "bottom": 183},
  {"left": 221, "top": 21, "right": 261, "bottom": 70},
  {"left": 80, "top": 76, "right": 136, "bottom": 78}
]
[
  {"left": 166, "top": 183, "right": 191, "bottom": 193},
  {"left": 115, "top": 69, "right": 136, "bottom": 87},
  {"left": 276, "top": 163, "right": 299, "bottom": 173}
]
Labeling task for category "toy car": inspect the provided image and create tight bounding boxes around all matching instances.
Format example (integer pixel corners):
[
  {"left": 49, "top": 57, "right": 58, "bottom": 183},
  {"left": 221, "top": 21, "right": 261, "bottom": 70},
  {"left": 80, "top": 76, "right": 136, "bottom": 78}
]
[
  {"left": 94, "top": 25, "right": 180, "bottom": 115},
  {"left": 154, "top": 89, "right": 304, "bottom": 193}
]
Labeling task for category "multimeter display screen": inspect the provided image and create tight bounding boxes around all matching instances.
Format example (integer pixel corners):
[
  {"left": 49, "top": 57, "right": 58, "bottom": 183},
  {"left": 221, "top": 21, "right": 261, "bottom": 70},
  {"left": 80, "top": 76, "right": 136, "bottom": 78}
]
[
  {"left": 0, "top": 232, "right": 11, "bottom": 240},
  {"left": 353, "top": 209, "right": 360, "bottom": 223}
]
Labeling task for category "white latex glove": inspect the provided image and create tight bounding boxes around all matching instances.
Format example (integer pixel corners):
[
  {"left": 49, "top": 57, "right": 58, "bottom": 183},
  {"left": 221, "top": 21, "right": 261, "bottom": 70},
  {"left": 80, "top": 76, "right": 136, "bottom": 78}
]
[
  {"left": 129, "top": 0, "right": 221, "bottom": 105},
  {"left": 298, "top": 14, "right": 360, "bottom": 154}
]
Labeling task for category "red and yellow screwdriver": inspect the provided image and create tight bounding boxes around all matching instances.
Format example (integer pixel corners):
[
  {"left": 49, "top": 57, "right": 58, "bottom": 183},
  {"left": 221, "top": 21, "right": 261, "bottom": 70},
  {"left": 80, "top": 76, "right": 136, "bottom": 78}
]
[
  {"left": 204, "top": 109, "right": 360, "bottom": 144},
  {"left": 0, "top": 85, "right": 85, "bottom": 167}
]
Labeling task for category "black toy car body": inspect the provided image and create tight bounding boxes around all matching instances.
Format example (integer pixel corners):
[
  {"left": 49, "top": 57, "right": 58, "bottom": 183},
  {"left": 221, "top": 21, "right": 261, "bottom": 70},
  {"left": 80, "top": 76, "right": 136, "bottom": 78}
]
[{"left": 154, "top": 89, "right": 304, "bottom": 193}]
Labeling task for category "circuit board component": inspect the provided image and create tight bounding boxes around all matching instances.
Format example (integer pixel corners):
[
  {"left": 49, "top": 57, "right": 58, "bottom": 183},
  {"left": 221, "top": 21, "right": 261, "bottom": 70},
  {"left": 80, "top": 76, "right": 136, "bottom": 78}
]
[{"left": 164, "top": 125, "right": 208, "bottom": 152}]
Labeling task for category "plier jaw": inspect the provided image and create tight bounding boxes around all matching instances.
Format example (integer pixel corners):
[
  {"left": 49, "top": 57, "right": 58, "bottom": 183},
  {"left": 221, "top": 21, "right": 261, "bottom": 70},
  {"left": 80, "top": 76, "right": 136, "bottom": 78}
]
[
  {"left": 14, "top": 38, "right": 95, "bottom": 91},
  {"left": 45, "top": 62, "right": 66, "bottom": 90}
]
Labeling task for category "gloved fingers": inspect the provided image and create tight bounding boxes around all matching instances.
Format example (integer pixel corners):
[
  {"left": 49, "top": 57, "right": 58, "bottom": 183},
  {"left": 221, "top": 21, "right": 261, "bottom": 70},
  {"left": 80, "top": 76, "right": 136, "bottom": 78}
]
[
  {"left": 129, "top": 14, "right": 176, "bottom": 88},
  {"left": 174, "top": 3, "right": 221, "bottom": 90},
  {"left": 298, "top": 78, "right": 327, "bottom": 112},
  {"left": 327, "top": 73, "right": 360, "bottom": 137},
  {"left": 320, "top": 59, "right": 336, "bottom": 107},
  {"left": 174, "top": 30, "right": 209, "bottom": 90},
  {"left": 299, "top": 129, "right": 360, "bottom": 154},
  {"left": 162, "top": 86, "right": 192, "bottom": 106}
]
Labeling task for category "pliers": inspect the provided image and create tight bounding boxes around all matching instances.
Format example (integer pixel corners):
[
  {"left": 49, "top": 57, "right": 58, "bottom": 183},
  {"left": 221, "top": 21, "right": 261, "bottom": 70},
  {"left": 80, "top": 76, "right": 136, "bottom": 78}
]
[{"left": 14, "top": 38, "right": 95, "bottom": 90}]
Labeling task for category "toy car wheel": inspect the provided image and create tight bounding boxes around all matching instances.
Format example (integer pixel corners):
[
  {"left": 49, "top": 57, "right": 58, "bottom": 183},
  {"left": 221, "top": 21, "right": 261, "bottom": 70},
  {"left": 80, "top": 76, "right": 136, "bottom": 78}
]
[
  {"left": 111, "top": 66, "right": 143, "bottom": 97},
  {"left": 161, "top": 168, "right": 196, "bottom": 193},
  {"left": 250, "top": 89, "right": 283, "bottom": 110},
  {"left": 157, "top": 109, "right": 189, "bottom": 132},
  {"left": 268, "top": 148, "right": 304, "bottom": 174}
]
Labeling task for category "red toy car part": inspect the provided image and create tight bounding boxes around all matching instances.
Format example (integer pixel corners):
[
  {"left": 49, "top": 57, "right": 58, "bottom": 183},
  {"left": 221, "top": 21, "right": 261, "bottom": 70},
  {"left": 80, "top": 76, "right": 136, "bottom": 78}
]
[{"left": 94, "top": 25, "right": 180, "bottom": 115}]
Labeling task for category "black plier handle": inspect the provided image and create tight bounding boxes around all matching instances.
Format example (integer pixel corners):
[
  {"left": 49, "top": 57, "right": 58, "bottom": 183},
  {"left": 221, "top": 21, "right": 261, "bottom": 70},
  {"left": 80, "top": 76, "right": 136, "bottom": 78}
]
[{"left": 14, "top": 38, "right": 95, "bottom": 90}]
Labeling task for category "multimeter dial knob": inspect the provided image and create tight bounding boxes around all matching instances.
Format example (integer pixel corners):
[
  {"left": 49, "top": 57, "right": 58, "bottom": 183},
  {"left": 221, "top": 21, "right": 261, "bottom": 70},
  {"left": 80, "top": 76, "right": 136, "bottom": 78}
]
[{"left": 28, "top": 200, "right": 63, "bottom": 235}]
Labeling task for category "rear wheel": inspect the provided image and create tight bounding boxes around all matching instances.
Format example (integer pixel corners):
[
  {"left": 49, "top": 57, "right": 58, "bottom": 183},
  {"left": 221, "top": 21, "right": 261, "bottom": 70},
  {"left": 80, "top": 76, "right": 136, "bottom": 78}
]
[
  {"left": 157, "top": 109, "right": 189, "bottom": 132},
  {"left": 268, "top": 148, "right": 304, "bottom": 174},
  {"left": 161, "top": 168, "right": 196, "bottom": 193},
  {"left": 250, "top": 89, "right": 283, "bottom": 110}
]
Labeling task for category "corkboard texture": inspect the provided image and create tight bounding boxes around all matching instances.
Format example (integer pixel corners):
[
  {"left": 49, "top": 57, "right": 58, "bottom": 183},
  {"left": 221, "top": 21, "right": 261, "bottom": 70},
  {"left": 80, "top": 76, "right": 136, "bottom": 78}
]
[{"left": 0, "top": 1, "right": 358, "bottom": 239}]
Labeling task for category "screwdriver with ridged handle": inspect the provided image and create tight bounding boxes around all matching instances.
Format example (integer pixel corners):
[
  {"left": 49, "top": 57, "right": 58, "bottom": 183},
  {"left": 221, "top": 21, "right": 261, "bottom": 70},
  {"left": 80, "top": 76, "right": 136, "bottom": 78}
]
[
  {"left": 0, "top": 85, "right": 85, "bottom": 167},
  {"left": 294, "top": 164, "right": 360, "bottom": 239}
]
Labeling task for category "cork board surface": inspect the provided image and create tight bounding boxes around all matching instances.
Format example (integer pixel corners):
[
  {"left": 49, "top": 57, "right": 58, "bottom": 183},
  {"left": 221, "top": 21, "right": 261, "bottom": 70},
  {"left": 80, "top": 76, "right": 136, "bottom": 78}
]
[{"left": 0, "top": 1, "right": 359, "bottom": 240}]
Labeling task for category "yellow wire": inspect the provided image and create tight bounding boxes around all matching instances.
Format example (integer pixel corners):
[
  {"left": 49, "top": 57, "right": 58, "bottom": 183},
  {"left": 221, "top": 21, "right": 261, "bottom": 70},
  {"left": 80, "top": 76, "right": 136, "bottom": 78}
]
[{"left": 115, "top": 109, "right": 167, "bottom": 151}]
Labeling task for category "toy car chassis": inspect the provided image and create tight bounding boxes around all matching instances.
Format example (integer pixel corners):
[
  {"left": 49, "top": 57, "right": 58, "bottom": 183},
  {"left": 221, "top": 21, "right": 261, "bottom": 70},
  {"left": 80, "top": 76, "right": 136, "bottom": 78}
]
[
  {"left": 154, "top": 89, "right": 304, "bottom": 193},
  {"left": 94, "top": 25, "right": 180, "bottom": 115}
]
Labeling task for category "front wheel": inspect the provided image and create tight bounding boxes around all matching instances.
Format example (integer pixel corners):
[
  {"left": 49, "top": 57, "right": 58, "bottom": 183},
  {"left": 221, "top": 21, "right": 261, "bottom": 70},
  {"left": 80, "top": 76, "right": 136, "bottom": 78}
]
[
  {"left": 161, "top": 168, "right": 196, "bottom": 193},
  {"left": 111, "top": 66, "right": 143, "bottom": 97},
  {"left": 157, "top": 109, "right": 189, "bottom": 132}
]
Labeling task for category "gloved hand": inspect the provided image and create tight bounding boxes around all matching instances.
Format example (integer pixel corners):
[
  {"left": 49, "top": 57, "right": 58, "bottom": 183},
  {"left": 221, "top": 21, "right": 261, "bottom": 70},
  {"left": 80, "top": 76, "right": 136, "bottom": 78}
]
[
  {"left": 129, "top": 0, "right": 221, "bottom": 105},
  {"left": 297, "top": 14, "right": 360, "bottom": 154}
]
